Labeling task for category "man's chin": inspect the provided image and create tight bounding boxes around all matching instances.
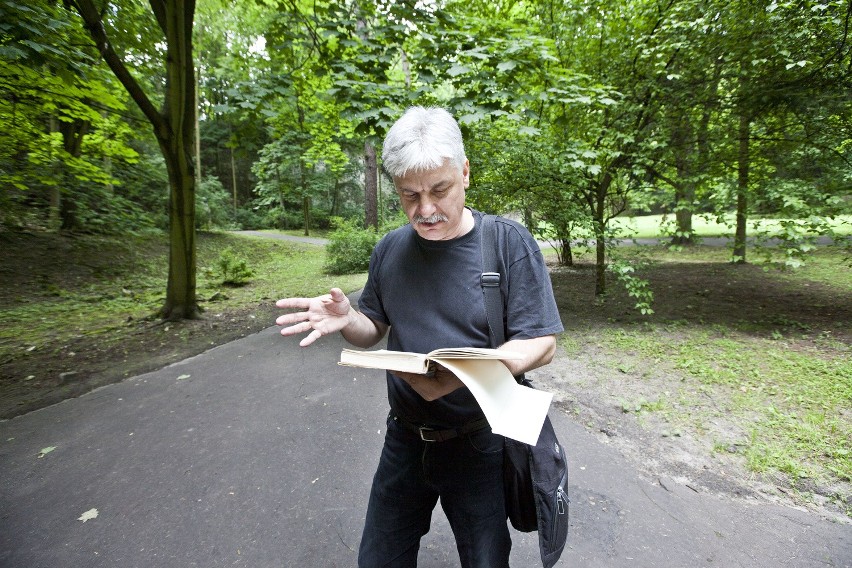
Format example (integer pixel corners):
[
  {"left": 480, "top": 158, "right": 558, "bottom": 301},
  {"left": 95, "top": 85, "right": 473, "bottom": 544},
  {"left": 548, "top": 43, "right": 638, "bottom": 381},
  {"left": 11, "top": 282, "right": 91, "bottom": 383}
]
[{"left": 414, "top": 222, "right": 445, "bottom": 240}]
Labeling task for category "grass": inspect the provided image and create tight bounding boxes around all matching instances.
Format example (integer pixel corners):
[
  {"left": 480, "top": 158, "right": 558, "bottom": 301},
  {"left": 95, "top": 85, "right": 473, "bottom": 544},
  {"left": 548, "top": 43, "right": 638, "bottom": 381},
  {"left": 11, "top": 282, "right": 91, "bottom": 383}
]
[
  {"left": 0, "top": 231, "right": 367, "bottom": 363},
  {"left": 558, "top": 243, "right": 851, "bottom": 507},
  {"left": 609, "top": 213, "right": 852, "bottom": 239},
  {"left": 572, "top": 324, "right": 850, "bottom": 504}
]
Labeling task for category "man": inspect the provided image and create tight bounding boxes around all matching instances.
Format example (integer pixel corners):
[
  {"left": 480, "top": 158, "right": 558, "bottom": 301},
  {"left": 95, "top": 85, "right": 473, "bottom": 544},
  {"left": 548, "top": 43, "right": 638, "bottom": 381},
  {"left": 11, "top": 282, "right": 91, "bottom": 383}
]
[{"left": 276, "top": 106, "right": 563, "bottom": 567}]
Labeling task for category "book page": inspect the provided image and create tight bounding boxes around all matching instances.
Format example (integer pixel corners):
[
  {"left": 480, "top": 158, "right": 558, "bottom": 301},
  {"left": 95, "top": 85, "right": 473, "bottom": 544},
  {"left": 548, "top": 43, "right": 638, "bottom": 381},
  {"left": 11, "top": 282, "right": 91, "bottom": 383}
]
[
  {"left": 434, "top": 357, "right": 552, "bottom": 446},
  {"left": 427, "top": 347, "right": 524, "bottom": 360},
  {"left": 339, "top": 348, "right": 523, "bottom": 374},
  {"left": 339, "top": 349, "right": 429, "bottom": 374}
]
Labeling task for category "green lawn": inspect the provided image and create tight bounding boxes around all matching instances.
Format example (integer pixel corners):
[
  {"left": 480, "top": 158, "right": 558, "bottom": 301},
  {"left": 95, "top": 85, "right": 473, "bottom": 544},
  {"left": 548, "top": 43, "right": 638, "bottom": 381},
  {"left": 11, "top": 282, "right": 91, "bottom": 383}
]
[{"left": 609, "top": 213, "right": 852, "bottom": 239}]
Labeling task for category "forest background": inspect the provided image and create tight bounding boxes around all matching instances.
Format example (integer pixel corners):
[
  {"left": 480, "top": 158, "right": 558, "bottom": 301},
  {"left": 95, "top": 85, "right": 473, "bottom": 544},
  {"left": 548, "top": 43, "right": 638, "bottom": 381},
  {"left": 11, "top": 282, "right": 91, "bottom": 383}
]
[{"left": 1, "top": 0, "right": 850, "bottom": 519}]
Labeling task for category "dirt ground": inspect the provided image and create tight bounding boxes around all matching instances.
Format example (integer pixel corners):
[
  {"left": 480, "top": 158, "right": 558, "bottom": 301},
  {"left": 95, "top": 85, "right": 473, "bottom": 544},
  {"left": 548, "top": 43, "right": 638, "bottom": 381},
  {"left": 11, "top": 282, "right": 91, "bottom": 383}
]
[
  {"left": 1, "top": 231, "right": 849, "bottom": 522},
  {"left": 539, "top": 259, "right": 851, "bottom": 523}
]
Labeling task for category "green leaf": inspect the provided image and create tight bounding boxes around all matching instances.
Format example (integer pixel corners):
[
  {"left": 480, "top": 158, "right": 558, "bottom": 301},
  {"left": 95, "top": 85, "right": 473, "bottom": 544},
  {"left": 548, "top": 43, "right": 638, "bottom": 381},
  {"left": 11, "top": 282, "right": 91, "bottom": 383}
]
[
  {"left": 78, "top": 508, "right": 99, "bottom": 523},
  {"left": 457, "top": 112, "right": 486, "bottom": 125},
  {"left": 447, "top": 64, "right": 471, "bottom": 77},
  {"left": 38, "top": 446, "right": 56, "bottom": 458}
]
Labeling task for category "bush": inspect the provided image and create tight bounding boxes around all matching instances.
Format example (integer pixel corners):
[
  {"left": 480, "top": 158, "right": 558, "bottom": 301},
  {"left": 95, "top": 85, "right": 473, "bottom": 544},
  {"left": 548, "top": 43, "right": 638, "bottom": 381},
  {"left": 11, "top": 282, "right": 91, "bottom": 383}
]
[
  {"left": 207, "top": 247, "right": 255, "bottom": 286},
  {"left": 196, "top": 177, "right": 235, "bottom": 230},
  {"left": 233, "top": 206, "right": 265, "bottom": 230},
  {"left": 324, "top": 217, "right": 380, "bottom": 275}
]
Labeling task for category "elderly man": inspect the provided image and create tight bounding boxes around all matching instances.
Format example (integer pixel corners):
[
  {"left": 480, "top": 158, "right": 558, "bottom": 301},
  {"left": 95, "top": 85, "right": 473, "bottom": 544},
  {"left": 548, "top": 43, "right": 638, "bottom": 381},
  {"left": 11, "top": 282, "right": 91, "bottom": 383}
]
[{"left": 276, "top": 106, "right": 563, "bottom": 568}]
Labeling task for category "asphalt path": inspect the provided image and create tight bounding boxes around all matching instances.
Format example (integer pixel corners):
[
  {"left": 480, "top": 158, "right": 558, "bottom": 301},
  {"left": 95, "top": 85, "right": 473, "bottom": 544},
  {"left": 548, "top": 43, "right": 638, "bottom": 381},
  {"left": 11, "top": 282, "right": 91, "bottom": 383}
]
[{"left": 1, "top": 288, "right": 850, "bottom": 567}]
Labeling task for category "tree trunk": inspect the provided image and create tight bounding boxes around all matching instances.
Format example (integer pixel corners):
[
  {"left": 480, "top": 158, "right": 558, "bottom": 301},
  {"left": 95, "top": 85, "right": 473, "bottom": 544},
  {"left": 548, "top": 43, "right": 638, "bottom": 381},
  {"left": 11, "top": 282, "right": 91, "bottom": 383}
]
[
  {"left": 561, "top": 238, "right": 573, "bottom": 266},
  {"left": 364, "top": 141, "right": 378, "bottom": 229},
  {"left": 331, "top": 177, "right": 340, "bottom": 217},
  {"left": 48, "top": 116, "right": 61, "bottom": 231},
  {"left": 75, "top": 0, "right": 200, "bottom": 319},
  {"left": 733, "top": 107, "right": 750, "bottom": 264},
  {"left": 671, "top": 122, "right": 694, "bottom": 246},
  {"left": 303, "top": 196, "right": 311, "bottom": 236},
  {"left": 576, "top": 164, "right": 619, "bottom": 296},
  {"left": 593, "top": 177, "right": 610, "bottom": 295},
  {"left": 195, "top": 67, "right": 202, "bottom": 182},
  {"left": 161, "top": 147, "right": 198, "bottom": 320},
  {"left": 59, "top": 116, "right": 89, "bottom": 231},
  {"left": 159, "top": 1, "right": 199, "bottom": 319},
  {"left": 594, "top": 222, "right": 606, "bottom": 295},
  {"left": 231, "top": 147, "right": 238, "bottom": 212}
]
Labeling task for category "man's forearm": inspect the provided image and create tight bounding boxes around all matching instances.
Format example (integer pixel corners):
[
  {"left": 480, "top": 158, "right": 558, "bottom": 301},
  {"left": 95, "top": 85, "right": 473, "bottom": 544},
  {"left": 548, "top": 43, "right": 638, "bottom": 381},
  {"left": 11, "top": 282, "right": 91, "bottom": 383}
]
[
  {"left": 341, "top": 309, "right": 388, "bottom": 348},
  {"left": 500, "top": 335, "right": 557, "bottom": 377}
]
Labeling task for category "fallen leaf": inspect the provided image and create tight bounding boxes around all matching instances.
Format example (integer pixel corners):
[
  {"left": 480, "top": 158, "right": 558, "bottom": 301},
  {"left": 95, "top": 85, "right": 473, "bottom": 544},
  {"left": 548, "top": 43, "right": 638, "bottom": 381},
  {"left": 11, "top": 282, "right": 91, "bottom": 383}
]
[
  {"left": 78, "top": 508, "right": 98, "bottom": 522},
  {"left": 176, "top": 374, "right": 191, "bottom": 381},
  {"left": 38, "top": 446, "right": 56, "bottom": 458}
]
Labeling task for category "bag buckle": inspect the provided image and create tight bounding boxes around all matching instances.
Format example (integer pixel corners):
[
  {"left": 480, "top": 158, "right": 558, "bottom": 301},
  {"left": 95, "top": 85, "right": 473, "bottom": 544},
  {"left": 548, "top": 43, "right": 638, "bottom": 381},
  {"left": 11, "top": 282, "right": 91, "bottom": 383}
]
[{"left": 481, "top": 272, "right": 500, "bottom": 287}]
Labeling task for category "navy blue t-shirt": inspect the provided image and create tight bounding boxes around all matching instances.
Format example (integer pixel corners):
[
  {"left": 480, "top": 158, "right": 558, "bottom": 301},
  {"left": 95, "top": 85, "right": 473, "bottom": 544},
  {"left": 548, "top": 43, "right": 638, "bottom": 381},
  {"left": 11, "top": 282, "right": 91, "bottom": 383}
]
[{"left": 358, "top": 209, "right": 564, "bottom": 427}]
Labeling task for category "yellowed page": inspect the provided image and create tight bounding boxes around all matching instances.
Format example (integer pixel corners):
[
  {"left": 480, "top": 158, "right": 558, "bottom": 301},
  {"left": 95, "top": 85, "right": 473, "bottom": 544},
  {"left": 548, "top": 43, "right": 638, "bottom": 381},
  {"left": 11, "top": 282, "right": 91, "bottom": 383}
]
[{"left": 434, "top": 358, "right": 552, "bottom": 445}]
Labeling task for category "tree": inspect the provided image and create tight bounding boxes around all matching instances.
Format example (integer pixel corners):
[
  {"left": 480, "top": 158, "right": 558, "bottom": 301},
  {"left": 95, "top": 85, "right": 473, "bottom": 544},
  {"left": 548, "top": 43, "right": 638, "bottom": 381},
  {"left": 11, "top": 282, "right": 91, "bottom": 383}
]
[
  {"left": 0, "top": 0, "right": 141, "bottom": 231},
  {"left": 70, "top": 0, "right": 200, "bottom": 320},
  {"left": 194, "top": 0, "right": 270, "bottom": 218}
]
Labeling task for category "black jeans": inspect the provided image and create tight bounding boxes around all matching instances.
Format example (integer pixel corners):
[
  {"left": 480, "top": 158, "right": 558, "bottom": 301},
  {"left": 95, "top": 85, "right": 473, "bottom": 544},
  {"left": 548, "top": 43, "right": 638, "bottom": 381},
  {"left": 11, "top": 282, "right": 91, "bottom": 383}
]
[{"left": 358, "top": 415, "right": 511, "bottom": 568}]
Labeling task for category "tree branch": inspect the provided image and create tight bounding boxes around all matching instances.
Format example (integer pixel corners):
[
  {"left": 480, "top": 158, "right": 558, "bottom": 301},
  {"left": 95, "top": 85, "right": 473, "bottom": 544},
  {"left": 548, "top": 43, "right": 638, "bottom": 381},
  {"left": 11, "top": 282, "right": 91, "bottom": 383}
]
[{"left": 70, "top": 0, "right": 168, "bottom": 140}]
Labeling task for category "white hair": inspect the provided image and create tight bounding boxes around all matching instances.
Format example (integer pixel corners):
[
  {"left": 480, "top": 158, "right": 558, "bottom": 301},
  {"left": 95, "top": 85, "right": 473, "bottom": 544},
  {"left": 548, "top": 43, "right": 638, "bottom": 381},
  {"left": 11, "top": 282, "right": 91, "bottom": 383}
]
[{"left": 381, "top": 106, "right": 466, "bottom": 178}]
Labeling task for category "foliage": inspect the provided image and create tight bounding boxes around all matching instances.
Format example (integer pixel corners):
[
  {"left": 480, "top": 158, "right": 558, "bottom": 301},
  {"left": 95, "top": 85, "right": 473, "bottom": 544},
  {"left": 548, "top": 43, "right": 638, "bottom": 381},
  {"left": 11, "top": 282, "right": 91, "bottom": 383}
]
[
  {"left": 206, "top": 246, "right": 255, "bottom": 286},
  {"left": 609, "top": 260, "right": 655, "bottom": 315},
  {"left": 0, "top": 1, "right": 142, "bottom": 232},
  {"left": 2, "top": 0, "right": 850, "bottom": 316},
  {"left": 323, "top": 216, "right": 380, "bottom": 275},
  {"left": 196, "top": 176, "right": 234, "bottom": 230}
]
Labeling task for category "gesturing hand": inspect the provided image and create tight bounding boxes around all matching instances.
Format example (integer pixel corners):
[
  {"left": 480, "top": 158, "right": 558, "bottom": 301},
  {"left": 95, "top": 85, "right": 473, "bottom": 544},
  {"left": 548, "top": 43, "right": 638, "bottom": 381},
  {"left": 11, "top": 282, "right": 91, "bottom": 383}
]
[{"left": 276, "top": 287, "right": 352, "bottom": 347}]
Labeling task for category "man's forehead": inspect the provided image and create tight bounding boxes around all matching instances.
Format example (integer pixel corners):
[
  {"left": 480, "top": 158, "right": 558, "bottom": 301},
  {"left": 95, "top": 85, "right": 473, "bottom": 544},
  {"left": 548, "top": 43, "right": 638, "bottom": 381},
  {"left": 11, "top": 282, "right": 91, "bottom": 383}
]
[{"left": 394, "top": 163, "right": 459, "bottom": 189}]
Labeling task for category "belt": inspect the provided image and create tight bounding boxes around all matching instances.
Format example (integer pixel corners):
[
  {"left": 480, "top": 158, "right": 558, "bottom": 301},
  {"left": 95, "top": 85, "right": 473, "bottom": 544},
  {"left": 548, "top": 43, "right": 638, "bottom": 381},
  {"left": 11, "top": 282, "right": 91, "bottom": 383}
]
[{"left": 392, "top": 415, "right": 491, "bottom": 442}]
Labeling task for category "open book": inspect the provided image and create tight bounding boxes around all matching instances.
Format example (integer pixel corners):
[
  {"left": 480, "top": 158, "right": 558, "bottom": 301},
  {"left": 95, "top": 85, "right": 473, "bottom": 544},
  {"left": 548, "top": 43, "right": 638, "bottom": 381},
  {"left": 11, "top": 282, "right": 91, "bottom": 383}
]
[
  {"left": 339, "top": 347, "right": 523, "bottom": 375},
  {"left": 339, "top": 347, "right": 553, "bottom": 446}
]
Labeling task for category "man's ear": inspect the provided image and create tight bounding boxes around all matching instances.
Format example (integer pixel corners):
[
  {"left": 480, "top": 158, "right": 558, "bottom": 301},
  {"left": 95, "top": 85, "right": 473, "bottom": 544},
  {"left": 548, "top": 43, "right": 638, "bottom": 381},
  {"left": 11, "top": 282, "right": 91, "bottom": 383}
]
[{"left": 462, "top": 159, "right": 470, "bottom": 188}]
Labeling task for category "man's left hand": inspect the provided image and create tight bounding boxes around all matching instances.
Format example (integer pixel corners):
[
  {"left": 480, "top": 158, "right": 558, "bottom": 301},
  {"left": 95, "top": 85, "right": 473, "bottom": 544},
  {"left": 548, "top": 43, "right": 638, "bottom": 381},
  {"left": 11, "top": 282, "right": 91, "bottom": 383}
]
[{"left": 393, "top": 365, "right": 464, "bottom": 401}]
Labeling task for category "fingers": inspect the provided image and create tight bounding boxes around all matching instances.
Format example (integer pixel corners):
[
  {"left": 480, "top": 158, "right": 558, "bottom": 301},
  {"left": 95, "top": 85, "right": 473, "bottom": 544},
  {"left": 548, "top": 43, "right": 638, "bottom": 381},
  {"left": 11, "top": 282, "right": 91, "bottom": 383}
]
[
  {"left": 275, "top": 311, "right": 306, "bottom": 326},
  {"left": 278, "top": 320, "right": 313, "bottom": 336},
  {"left": 299, "top": 329, "right": 322, "bottom": 347},
  {"left": 276, "top": 290, "right": 340, "bottom": 346},
  {"left": 276, "top": 297, "right": 311, "bottom": 309}
]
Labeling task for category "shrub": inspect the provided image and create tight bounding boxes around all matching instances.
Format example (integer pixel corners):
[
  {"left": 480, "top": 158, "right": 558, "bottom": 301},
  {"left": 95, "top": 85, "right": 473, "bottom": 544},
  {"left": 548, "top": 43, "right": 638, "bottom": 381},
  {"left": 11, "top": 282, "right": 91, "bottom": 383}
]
[
  {"left": 324, "top": 217, "right": 380, "bottom": 275},
  {"left": 196, "top": 177, "right": 235, "bottom": 230},
  {"left": 207, "top": 247, "right": 255, "bottom": 286},
  {"left": 233, "top": 206, "right": 265, "bottom": 230}
]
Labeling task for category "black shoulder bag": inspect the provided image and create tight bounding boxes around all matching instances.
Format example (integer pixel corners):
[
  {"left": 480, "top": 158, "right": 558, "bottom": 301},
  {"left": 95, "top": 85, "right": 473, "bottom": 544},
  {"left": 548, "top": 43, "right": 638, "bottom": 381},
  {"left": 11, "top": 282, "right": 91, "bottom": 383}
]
[{"left": 480, "top": 214, "right": 569, "bottom": 568}]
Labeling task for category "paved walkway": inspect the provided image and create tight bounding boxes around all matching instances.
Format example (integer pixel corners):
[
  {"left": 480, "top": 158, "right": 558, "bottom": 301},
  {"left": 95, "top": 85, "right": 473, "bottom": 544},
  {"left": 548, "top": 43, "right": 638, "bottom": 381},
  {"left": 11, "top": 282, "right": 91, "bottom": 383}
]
[{"left": 1, "top": 296, "right": 849, "bottom": 567}]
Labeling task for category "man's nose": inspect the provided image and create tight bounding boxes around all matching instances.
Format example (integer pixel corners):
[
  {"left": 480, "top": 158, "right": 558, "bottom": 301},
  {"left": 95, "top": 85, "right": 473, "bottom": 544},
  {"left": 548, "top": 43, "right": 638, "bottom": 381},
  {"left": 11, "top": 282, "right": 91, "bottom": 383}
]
[{"left": 417, "top": 195, "right": 437, "bottom": 216}]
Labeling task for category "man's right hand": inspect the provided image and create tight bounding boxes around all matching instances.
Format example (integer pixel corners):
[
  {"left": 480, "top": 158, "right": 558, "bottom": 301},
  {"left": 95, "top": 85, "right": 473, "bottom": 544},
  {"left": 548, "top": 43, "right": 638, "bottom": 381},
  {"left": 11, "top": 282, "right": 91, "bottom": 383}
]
[{"left": 276, "top": 288, "right": 354, "bottom": 347}]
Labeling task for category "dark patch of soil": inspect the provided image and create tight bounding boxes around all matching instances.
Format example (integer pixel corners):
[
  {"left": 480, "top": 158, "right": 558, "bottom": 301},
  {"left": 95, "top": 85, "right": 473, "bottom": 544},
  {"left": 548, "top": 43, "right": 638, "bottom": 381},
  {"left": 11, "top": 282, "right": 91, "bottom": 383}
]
[
  {"left": 0, "top": 230, "right": 280, "bottom": 419},
  {"left": 0, "top": 303, "right": 279, "bottom": 419}
]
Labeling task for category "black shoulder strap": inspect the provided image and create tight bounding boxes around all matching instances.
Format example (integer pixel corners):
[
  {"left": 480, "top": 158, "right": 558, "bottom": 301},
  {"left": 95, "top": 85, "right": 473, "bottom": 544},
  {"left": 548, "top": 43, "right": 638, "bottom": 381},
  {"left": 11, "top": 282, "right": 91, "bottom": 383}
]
[{"left": 480, "top": 214, "right": 506, "bottom": 348}]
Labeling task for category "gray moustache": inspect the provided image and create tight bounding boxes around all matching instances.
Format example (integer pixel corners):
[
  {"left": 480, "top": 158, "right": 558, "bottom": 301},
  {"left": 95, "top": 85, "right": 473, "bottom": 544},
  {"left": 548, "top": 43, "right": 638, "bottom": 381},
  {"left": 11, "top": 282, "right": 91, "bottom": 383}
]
[{"left": 414, "top": 214, "right": 448, "bottom": 224}]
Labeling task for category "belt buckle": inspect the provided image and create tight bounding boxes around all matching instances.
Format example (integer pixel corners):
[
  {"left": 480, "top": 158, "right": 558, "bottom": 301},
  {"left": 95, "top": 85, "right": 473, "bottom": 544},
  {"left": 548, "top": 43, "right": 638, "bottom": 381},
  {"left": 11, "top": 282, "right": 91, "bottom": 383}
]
[{"left": 419, "top": 426, "right": 436, "bottom": 442}]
